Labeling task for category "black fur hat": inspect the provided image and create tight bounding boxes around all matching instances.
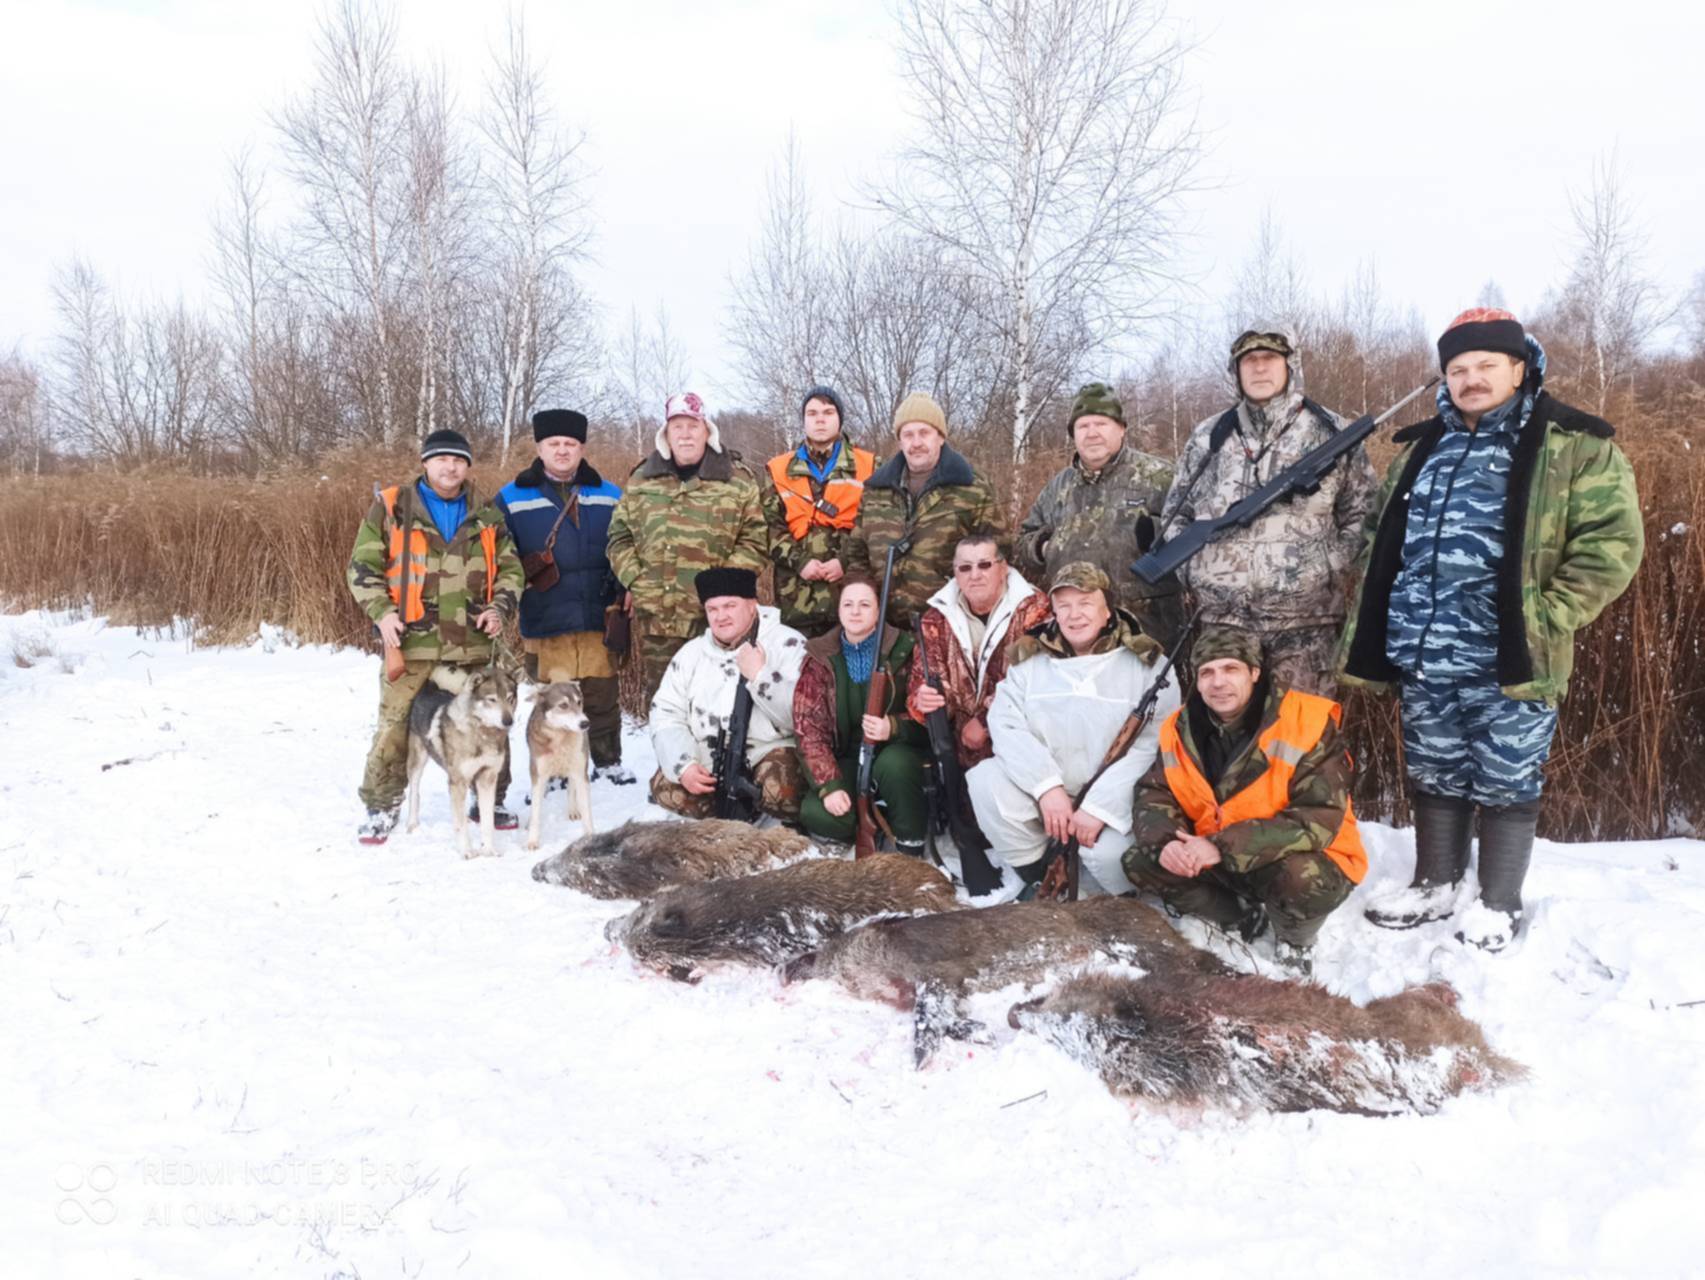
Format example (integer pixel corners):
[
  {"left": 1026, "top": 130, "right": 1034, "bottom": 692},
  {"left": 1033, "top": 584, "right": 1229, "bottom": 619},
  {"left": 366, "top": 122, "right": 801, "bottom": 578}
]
[
  {"left": 533, "top": 409, "right": 588, "bottom": 443},
  {"left": 694, "top": 567, "right": 759, "bottom": 603}
]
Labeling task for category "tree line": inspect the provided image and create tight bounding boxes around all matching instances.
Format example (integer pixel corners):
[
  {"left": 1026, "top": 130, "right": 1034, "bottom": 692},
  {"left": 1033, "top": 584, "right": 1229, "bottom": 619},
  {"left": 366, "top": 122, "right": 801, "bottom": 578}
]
[{"left": 0, "top": 0, "right": 1701, "bottom": 476}]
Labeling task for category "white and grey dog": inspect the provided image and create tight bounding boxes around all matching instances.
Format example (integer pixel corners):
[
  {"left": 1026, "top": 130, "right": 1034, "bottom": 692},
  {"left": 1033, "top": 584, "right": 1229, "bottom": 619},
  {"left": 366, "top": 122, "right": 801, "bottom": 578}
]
[
  {"left": 525, "top": 680, "right": 594, "bottom": 850},
  {"left": 406, "top": 665, "right": 518, "bottom": 858}
]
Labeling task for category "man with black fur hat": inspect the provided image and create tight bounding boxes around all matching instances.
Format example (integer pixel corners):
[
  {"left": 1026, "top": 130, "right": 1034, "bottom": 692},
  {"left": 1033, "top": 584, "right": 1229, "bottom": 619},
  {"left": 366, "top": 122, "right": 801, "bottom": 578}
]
[
  {"left": 761, "top": 385, "right": 878, "bottom": 636},
  {"left": 1125, "top": 624, "right": 1365, "bottom": 977},
  {"left": 497, "top": 409, "right": 633, "bottom": 785},
  {"left": 347, "top": 428, "right": 524, "bottom": 843},
  {"left": 1158, "top": 325, "right": 1373, "bottom": 694},
  {"left": 1016, "top": 381, "right": 1183, "bottom": 648},
  {"left": 1344, "top": 309, "right": 1643, "bottom": 951},
  {"left": 647, "top": 566, "right": 809, "bottom": 821}
]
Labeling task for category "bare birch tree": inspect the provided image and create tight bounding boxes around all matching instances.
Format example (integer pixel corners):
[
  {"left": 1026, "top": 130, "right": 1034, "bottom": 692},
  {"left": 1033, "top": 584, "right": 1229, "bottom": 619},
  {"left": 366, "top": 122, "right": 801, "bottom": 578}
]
[
  {"left": 727, "top": 133, "right": 832, "bottom": 423},
  {"left": 1552, "top": 153, "right": 1676, "bottom": 414},
  {"left": 481, "top": 8, "right": 592, "bottom": 460},
  {"left": 276, "top": 0, "right": 408, "bottom": 443},
  {"left": 871, "top": 0, "right": 1198, "bottom": 456},
  {"left": 0, "top": 350, "right": 50, "bottom": 475},
  {"left": 403, "top": 63, "right": 481, "bottom": 443},
  {"left": 607, "top": 303, "right": 692, "bottom": 455}
]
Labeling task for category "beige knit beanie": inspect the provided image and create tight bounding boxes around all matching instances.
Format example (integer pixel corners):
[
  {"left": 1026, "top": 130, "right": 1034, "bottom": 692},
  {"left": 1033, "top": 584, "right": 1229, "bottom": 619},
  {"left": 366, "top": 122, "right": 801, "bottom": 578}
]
[{"left": 891, "top": 392, "right": 948, "bottom": 440}]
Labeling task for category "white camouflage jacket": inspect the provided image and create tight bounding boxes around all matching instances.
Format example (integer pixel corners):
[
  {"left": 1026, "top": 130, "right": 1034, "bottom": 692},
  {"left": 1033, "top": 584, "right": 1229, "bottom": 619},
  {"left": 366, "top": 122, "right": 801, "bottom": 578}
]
[{"left": 649, "top": 606, "right": 808, "bottom": 781}]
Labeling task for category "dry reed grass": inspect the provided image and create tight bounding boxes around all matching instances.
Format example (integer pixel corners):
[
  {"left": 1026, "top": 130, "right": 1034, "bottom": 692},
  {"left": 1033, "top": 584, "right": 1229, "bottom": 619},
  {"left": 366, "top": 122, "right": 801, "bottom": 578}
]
[{"left": 1, "top": 438, "right": 1697, "bottom": 841}]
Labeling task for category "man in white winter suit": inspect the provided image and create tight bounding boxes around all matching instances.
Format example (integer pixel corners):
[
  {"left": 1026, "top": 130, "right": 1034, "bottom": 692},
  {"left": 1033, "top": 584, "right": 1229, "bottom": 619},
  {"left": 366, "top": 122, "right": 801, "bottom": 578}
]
[{"left": 966, "top": 561, "right": 1180, "bottom": 898}]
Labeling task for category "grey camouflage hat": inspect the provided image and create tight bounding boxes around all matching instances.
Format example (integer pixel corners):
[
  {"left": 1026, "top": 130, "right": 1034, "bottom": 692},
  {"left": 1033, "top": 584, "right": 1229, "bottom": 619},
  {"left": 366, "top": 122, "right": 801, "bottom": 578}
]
[
  {"left": 1068, "top": 382, "right": 1126, "bottom": 434},
  {"left": 1048, "top": 561, "right": 1112, "bottom": 595},
  {"left": 1192, "top": 623, "right": 1263, "bottom": 672}
]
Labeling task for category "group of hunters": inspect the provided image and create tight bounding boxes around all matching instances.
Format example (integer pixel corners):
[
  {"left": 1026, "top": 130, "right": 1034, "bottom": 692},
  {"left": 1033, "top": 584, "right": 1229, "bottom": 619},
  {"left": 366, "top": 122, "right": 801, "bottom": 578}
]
[{"left": 346, "top": 307, "right": 1644, "bottom": 973}]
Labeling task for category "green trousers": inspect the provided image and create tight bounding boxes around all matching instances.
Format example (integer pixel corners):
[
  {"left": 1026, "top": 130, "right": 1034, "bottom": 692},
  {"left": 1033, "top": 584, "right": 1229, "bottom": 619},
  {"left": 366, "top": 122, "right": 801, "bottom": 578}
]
[{"left": 799, "top": 744, "right": 928, "bottom": 846}]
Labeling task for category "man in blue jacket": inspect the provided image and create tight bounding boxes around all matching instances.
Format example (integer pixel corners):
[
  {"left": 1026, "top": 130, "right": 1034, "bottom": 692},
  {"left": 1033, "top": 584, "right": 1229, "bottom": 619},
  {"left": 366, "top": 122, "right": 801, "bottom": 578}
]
[{"left": 497, "top": 409, "right": 634, "bottom": 785}]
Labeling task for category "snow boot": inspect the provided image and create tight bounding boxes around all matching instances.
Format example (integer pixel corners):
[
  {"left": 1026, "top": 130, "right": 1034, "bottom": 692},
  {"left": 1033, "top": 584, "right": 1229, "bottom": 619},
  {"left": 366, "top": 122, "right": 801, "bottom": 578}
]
[
  {"left": 468, "top": 802, "right": 519, "bottom": 831},
  {"left": 1459, "top": 797, "right": 1539, "bottom": 952},
  {"left": 357, "top": 809, "right": 399, "bottom": 845},
  {"left": 1272, "top": 940, "right": 1314, "bottom": 979},
  {"left": 593, "top": 764, "right": 638, "bottom": 786},
  {"left": 1364, "top": 790, "right": 1476, "bottom": 929}
]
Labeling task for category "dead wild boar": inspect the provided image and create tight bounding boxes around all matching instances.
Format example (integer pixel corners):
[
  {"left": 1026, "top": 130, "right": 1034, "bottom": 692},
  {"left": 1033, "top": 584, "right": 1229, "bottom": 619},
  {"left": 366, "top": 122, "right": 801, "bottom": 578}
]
[
  {"left": 607, "top": 854, "right": 961, "bottom": 981},
  {"left": 531, "top": 818, "right": 814, "bottom": 899},
  {"left": 1009, "top": 970, "right": 1524, "bottom": 1116},
  {"left": 781, "top": 897, "right": 1233, "bottom": 1065}
]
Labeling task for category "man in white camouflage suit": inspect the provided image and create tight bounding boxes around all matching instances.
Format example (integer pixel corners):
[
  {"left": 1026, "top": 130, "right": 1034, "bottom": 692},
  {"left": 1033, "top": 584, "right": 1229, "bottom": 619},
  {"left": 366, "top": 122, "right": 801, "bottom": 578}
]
[{"left": 1158, "top": 324, "right": 1374, "bottom": 695}]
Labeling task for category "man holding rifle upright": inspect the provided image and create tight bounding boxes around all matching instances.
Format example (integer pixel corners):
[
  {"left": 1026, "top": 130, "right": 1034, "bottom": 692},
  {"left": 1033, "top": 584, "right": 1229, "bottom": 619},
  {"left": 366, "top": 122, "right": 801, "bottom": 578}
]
[
  {"left": 1157, "top": 324, "right": 1374, "bottom": 694},
  {"left": 647, "top": 568, "right": 807, "bottom": 823}
]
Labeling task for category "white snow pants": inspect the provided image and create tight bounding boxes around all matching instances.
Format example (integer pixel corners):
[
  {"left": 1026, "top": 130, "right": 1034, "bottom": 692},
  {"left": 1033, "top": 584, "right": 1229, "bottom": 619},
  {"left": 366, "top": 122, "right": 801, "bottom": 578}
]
[{"left": 965, "top": 756, "right": 1138, "bottom": 897}]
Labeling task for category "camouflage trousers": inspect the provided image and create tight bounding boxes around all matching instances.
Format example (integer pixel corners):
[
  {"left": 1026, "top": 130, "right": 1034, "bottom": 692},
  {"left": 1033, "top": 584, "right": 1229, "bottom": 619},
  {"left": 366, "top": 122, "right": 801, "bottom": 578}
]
[
  {"left": 1400, "top": 676, "right": 1559, "bottom": 806},
  {"left": 1257, "top": 624, "right": 1343, "bottom": 698},
  {"left": 636, "top": 619, "right": 703, "bottom": 710},
  {"left": 358, "top": 658, "right": 511, "bottom": 813},
  {"left": 648, "top": 747, "right": 805, "bottom": 821},
  {"left": 525, "top": 631, "right": 623, "bottom": 767},
  {"left": 1126, "top": 848, "right": 1354, "bottom": 947}
]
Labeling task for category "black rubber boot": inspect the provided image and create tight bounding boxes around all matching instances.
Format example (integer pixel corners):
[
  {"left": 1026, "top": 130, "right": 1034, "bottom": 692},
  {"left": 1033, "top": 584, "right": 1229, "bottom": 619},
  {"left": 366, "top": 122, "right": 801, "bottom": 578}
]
[
  {"left": 1475, "top": 797, "right": 1540, "bottom": 920},
  {"left": 1411, "top": 790, "right": 1477, "bottom": 888},
  {"left": 1365, "top": 790, "right": 1476, "bottom": 929}
]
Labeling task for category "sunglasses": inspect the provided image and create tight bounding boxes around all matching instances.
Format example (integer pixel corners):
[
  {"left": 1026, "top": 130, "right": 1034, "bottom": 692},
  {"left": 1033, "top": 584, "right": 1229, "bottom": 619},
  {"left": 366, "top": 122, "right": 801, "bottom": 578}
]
[{"left": 954, "top": 559, "right": 1000, "bottom": 574}]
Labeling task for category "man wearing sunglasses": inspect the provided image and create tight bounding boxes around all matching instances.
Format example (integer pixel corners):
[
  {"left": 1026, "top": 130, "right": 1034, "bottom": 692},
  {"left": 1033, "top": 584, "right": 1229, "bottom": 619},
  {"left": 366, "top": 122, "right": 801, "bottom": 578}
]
[
  {"left": 907, "top": 528, "right": 1050, "bottom": 768},
  {"left": 1157, "top": 324, "right": 1374, "bottom": 694}
]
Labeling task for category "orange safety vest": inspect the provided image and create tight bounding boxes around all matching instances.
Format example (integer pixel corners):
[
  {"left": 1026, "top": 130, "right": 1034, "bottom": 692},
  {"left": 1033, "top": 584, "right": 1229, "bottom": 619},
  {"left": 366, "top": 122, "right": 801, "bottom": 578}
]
[
  {"left": 380, "top": 485, "right": 497, "bottom": 624},
  {"left": 1158, "top": 690, "right": 1366, "bottom": 884},
  {"left": 767, "top": 446, "right": 875, "bottom": 540}
]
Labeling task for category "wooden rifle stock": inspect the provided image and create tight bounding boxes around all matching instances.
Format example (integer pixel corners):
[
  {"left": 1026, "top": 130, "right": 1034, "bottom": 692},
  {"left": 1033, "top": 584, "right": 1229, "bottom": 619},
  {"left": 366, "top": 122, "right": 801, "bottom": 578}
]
[{"left": 1035, "top": 608, "right": 1201, "bottom": 901}]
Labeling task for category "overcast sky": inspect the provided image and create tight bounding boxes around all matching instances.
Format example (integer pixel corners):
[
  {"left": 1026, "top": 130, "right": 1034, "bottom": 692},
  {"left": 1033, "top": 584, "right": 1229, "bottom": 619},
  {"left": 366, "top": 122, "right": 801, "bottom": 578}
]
[{"left": 2, "top": 0, "right": 1700, "bottom": 405}]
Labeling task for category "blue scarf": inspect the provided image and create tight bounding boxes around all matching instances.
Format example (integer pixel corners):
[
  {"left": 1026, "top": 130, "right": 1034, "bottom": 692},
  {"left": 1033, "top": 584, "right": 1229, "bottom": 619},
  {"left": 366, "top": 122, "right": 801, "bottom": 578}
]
[
  {"left": 841, "top": 629, "right": 879, "bottom": 685},
  {"left": 415, "top": 479, "right": 468, "bottom": 544},
  {"left": 798, "top": 440, "right": 842, "bottom": 486}
]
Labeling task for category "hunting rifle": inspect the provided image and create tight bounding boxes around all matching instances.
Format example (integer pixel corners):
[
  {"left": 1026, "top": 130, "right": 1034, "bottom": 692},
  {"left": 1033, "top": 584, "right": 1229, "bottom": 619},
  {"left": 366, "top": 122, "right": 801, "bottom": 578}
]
[
  {"left": 1131, "top": 378, "right": 1441, "bottom": 584},
  {"left": 914, "top": 601, "right": 1004, "bottom": 896},
  {"left": 854, "top": 538, "right": 910, "bottom": 857},
  {"left": 710, "top": 614, "right": 765, "bottom": 821},
  {"left": 1034, "top": 607, "right": 1202, "bottom": 902}
]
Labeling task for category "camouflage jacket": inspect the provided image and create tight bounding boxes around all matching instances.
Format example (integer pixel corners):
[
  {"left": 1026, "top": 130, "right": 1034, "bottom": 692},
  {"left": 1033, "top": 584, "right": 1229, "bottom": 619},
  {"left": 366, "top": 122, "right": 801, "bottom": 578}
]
[
  {"left": 1160, "top": 397, "right": 1375, "bottom": 629},
  {"left": 1128, "top": 681, "right": 1354, "bottom": 876},
  {"left": 606, "top": 448, "right": 770, "bottom": 638},
  {"left": 793, "top": 625, "right": 925, "bottom": 797},
  {"left": 1338, "top": 391, "right": 1643, "bottom": 702},
  {"left": 762, "top": 441, "right": 879, "bottom": 632},
  {"left": 1015, "top": 444, "right": 1184, "bottom": 646},
  {"left": 347, "top": 478, "right": 523, "bottom": 664},
  {"left": 850, "top": 445, "right": 1006, "bottom": 629},
  {"left": 905, "top": 572, "right": 1051, "bottom": 768}
]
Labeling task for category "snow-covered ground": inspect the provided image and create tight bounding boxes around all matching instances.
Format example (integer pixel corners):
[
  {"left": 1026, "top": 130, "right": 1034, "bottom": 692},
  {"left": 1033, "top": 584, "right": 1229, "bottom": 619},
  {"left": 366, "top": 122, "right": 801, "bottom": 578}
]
[{"left": 4, "top": 609, "right": 1703, "bottom": 1279}]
